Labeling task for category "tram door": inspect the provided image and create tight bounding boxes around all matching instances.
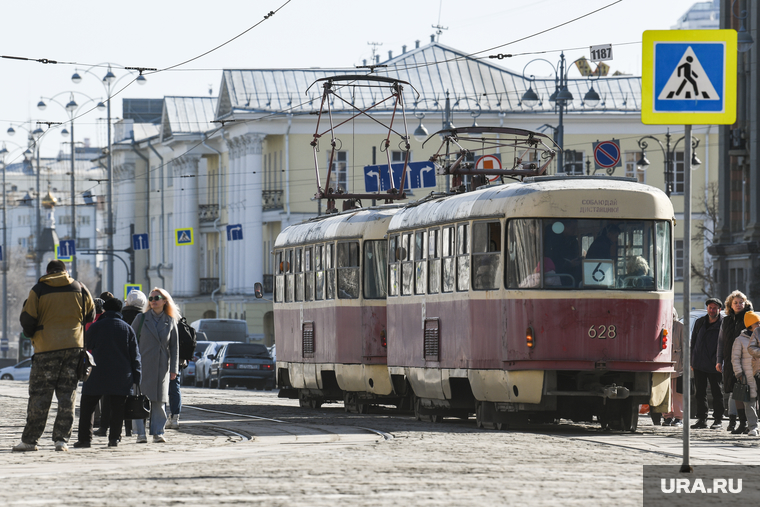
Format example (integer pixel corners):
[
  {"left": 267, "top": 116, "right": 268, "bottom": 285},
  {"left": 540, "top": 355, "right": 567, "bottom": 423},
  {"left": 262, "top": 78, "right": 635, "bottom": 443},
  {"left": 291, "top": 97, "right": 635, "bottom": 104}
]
[{"left": 362, "top": 239, "right": 389, "bottom": 360}]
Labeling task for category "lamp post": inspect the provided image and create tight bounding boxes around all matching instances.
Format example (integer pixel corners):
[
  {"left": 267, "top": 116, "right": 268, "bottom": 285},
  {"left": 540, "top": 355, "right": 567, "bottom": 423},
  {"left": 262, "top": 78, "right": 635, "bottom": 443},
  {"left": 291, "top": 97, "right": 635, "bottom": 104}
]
[
  {"left": 37, "top": 92, "right": 105, "bottom": 280},
  {"left": 521, "top": 53, "right": 601, "bottom": 173},
  {"left": 71, "top": 64, "right": 146, "bottom": 291},
  {"left": 636, "top": 129, "right": 701, "bottom": 197}
]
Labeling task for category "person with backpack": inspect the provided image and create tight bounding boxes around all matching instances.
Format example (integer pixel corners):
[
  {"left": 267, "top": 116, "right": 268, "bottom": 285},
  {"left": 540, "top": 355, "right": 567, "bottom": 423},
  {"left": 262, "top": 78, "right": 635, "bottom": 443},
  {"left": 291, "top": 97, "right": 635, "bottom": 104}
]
[{"left": 130, "top": 288, "right": 179, "bottom": 443}]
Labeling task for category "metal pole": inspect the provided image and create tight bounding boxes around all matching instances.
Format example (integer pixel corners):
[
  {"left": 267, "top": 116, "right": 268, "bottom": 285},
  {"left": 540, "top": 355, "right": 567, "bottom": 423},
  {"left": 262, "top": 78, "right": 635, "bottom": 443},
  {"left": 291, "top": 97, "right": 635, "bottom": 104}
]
[
  {"left": 556, "top": 53, "right": 566, "bottom": 173},
  {"left": 665, "top": 130, "right": 672, "bottom": 197},
  {"left": 35, "top": 142, "right": 41, "bottom": 281},
  {"left": 70, "top": 118, "right": 77, "bottom": 280},
  {"left": 681, "top": 123, "right": 692, "bottom": 473},
  {"left": 2, "top": 158, "right": 6, "bottom": 359},
  {"left": 106, "top": 94, "right": 114, "bottom": 292}
]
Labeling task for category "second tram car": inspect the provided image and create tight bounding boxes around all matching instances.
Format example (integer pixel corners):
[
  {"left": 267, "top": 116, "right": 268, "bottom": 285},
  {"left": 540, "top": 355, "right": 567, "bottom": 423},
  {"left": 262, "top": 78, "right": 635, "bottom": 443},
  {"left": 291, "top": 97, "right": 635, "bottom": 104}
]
[{"left": 270, "top": 175, "right": 675, "bottom": 431}]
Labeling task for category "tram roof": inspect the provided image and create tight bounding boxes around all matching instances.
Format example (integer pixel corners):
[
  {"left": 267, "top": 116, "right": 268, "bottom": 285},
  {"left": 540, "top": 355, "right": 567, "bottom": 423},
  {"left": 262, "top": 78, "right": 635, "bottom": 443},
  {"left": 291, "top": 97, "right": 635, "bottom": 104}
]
[
  {"left": 388, "top": 176, "right": 674, "bottom": 232},
  {"left": 274, "top": 206, "right": 402, "bottom": 248}
]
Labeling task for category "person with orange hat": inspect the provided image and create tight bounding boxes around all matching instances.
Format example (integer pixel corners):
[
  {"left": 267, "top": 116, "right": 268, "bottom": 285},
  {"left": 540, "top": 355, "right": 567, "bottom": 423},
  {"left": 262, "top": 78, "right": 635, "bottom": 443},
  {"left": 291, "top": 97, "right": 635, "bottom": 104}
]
[{"left": 730, "top": 311, "right": 760, "bottom": 437}]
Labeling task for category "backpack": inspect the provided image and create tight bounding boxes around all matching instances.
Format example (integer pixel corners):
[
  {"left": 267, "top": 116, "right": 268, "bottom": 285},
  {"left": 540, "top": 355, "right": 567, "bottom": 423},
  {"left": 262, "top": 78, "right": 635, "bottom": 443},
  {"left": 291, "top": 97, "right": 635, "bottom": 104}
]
[{"left": 177, "top": 317, "right": 197, "bottom": 366}]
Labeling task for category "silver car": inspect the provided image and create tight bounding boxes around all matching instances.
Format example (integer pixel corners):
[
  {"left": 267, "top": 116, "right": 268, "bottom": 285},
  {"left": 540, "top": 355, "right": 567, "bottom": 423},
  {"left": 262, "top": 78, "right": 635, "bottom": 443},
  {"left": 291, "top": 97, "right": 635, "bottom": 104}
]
[{"left": 195, "top": 341, "right": 240, "bottom": 387}]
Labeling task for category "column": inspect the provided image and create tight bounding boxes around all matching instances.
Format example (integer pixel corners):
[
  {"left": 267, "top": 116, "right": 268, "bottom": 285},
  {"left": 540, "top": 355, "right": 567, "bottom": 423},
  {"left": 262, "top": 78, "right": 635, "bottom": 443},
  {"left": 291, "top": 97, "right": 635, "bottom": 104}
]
[
  {"left": 173, "top": 154, "right": 201, "bottom": 297},
  {"left": 225, "top": 137, "right": 240, "bottom": 293},
  {"left": 113, "top": 161, "right": 136, "bottom": 293},
  {"left": 243, "top": 133, "right": 265, "bottom": 294}
]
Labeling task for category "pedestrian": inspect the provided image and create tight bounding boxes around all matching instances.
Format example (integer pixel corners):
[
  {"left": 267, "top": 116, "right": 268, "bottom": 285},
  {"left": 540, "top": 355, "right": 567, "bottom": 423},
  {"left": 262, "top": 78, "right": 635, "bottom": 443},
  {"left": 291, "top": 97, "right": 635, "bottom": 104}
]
[
  {"left": 717, "top": 290, "right": 753, "bottom": 434},
  {"left": 131, "top": 288, "right": 179, "bottom": 443},
  {"left": 73, "top": 298, "right": 141, "bottom": 448},
  {"left": 690, "top": 298, "right": 726, "bottom": 429},
  {"left": 122, "top": 290, "right": 147, "bottom": 325},
  {"left": 13, "top": 260, "right": 96, "bottom": 452},
  {"left": 85, "top": 298, "right": 105, "bottom": 332},
  {"left": 730, "top": 311, "right": 760, "bottom": 437},
  {"left": 94, "top": 291, "right": 116, "bottom": 437},
  {"left": 662, "top": 307, "right": 684, "bottom": 427}
]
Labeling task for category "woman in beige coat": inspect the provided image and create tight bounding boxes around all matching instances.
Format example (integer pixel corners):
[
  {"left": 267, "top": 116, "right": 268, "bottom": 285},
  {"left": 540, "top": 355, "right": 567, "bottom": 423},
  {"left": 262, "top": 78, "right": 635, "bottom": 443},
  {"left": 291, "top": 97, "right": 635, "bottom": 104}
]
[{"left": 731, "top": 311, "right": 760, "bottom": 437}]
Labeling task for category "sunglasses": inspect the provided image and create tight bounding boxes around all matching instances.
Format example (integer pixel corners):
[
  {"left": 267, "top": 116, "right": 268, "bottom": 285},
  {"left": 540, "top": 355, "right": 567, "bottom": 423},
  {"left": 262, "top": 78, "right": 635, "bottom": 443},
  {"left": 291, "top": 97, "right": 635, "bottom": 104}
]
[{"left": 148, "top": 295, "right": 164, "bottom": 302}]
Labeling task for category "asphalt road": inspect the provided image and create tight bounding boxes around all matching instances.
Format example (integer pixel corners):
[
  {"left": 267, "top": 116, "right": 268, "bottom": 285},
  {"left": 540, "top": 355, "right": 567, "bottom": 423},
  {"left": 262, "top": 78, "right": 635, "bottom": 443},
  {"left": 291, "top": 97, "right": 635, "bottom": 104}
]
[{"left": 1, "top": 381, "right": 758, "bottom": 506}]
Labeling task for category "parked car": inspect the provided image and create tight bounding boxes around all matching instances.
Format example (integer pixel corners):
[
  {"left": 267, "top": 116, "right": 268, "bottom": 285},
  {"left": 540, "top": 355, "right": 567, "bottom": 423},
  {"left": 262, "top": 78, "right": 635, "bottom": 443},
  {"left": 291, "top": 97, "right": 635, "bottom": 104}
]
[
  {"left": 180, "top": 339, "right": 211, "bottom": 387},
  {"left": 209, "top": 343, "right": 275, "bottom": 390},
  {"left": 0, "top": 359, "right": 32, "bottom": 381},
  {"left": 196, "top": 341, "right": 240, "bottom": 387},
  {"left": 190, "top": 319, "right": 247, "bottom": 343}
]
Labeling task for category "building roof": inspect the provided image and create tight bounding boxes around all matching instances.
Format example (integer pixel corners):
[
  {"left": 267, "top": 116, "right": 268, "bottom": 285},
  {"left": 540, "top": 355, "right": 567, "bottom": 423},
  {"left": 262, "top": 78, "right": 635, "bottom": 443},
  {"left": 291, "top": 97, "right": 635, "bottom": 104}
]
[
  {"left": 161, "top": 96, "right": 218, "bottom": 142},
  {"left": 216, "top": 41, "right": 641, "bottom": 119}
]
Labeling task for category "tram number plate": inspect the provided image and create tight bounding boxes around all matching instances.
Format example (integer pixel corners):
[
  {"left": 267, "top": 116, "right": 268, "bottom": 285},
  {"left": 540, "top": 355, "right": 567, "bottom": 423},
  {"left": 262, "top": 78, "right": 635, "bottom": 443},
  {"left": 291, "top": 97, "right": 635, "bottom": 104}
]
[
  {"left": 238, "top": 364, "right": 259, "bottom": 369},
  {"left": 588, "top": 325, "right": 617, "bottom": 339}
]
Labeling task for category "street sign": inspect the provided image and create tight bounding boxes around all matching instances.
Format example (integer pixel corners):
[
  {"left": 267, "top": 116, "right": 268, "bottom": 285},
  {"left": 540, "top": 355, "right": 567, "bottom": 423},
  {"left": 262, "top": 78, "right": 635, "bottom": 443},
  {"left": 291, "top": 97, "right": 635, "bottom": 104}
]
[
  {"left": 124, "top": 284, "right": 142, "bottom": 300},
  {"left": 0, "top": 245, "right": 3, "bottom": 262},
  {"left": 474, "top": 154, "right": 502, "bottom": 183},
  {"left": 0, "top": 337, "right": 7, "bottom": 352},
  {"left": 363, "top": 161, "right": 436, "bottom": 192},
  {"left": 59, "top": 239, "right": 76, "bottom": 257},
  {"left": 55, "top": 245, "right": 72, "bottom": 262},
  {"left": 175, "top": 228, "right": 194, "bottom": 246},
  {"left": 592, "top": 140, "right": 622, "bottom": 171},
  {"left": 132, "top": 233, "right": 149, "bottom": 251},
  {"left": 226, "top": 224, "right": 243, "bottom": 241},
  {"left": 589, "top": 44, "right": 613, "bottom": 62},
  {"left": 642, "top": 30, "right": 737, "bottom": 125}
]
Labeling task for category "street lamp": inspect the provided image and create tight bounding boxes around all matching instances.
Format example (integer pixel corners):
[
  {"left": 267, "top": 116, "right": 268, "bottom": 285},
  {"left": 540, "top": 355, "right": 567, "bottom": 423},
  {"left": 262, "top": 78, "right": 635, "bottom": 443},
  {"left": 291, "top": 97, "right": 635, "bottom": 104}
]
[
  {"left": 37, "top": 92, "right": 105, "bottom": 280},
  {"left": 733, "top": 0, "right": 754, "bottom": 53},
  {"left": 636, "top": 128, "right": 701, "bottom": 197},
  {"left": 72, "top": 64, "right": 147, "bottom": 292}
]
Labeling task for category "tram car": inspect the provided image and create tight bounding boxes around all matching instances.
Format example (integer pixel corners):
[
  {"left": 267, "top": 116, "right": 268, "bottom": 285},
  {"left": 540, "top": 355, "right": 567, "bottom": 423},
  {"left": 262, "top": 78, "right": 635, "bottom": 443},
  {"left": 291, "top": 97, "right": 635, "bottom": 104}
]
[{"left": 268, "top": 175, "right": 675, "bottom": 431}]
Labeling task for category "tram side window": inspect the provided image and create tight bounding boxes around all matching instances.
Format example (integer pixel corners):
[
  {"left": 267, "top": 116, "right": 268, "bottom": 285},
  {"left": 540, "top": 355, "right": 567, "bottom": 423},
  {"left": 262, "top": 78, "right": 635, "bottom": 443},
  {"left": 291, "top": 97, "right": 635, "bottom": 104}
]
[
  {"left": 275, "top": 250, "right": 284, "bottom": 303},
  {"left": 315, "top": 245, "right": 325, "bottom": 301},
  {"left": 456, "top": 223, "right": 470, "bottom": 291},
  {"left": 506, "top": 219, "right": 541, "bottom": 289},
  {"left": 285, "top": 249, "right": 295, "bottom": 302},
  {"left": 325, "top": 243, "right": 335, "bottom": 300},
  {"left": 401, "top": 233, "right": 414, "bottom": 296},
  {"left": 655, "top": 221, "right": 672, "bottom": 290},
  {"left": 337, "top": 241, "right": 360, "bottom": 299},
  {"left": 472, "top": 221, "right": 501, "bottom": 290},
  {"left": 364, "top": 240, "right": 387, "bottom": 299},
  {"left": 388, "top": 235, "right": 399, "bottom": 296},
  {"left": 304, "top": 247, "right": 314, "bottom": 302},
  {"left": 415, "top": 231, "right": 426, "bottom": 295},
  {"left": 442, "top": 226, "right": 455, "bottom": 293},
  {"left": 295, "top": 248, "right": 304, "bottom": 302},
  {"left": 428, "top": 228, "right": 440, "bottom": 294}
]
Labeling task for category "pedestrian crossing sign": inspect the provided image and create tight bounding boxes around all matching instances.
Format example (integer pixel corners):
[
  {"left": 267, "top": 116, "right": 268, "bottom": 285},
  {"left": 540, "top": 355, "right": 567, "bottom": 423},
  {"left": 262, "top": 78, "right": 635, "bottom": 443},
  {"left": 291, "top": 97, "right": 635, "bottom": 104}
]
[
  {"left": 124, "top": 284, "right": 142, "bottom": 300},
  {"left": 175, "top": 228, "right": 194, "bottom": 246},
  {"left": 642, "top": 30, "right": 736, "bottom": 125},
  {"left": 54, "top": 244, "right": 72, "bottom": 262}
]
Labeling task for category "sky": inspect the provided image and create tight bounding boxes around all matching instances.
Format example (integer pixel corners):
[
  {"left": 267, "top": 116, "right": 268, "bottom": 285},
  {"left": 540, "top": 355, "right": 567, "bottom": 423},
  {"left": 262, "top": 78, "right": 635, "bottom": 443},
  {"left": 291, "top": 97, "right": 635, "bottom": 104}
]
[{"left": 0, "top": 0, "right": 705, "bottom": 160}]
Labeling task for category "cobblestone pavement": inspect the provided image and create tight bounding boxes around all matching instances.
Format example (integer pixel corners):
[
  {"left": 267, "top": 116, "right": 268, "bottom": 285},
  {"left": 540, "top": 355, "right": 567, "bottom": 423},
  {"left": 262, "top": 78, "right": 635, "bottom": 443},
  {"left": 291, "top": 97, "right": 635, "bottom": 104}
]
[{"left": 1, "top": 380, "right": 758, "bottom": 506}]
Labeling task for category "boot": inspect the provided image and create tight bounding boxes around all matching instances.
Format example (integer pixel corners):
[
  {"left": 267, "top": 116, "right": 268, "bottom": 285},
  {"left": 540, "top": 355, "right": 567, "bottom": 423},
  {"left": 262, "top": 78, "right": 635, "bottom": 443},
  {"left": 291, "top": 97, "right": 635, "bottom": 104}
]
[
  {"left": 732, "top": 409, "right": 747, "bottom": 434},
  {"left": 169, "top": 414, "right": 179, "bottom": 429},
  {"left": 726, "top": 415, "right": 737, "bottom": 432}
]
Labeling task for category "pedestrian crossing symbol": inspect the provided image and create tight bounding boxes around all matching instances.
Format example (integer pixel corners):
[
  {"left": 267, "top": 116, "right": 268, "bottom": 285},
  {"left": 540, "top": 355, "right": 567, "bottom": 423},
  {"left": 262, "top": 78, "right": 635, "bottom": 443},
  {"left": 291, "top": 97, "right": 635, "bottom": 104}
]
[
  {"left": 175, "top": 228, "right": 194, "bottom": 246},
  {"left": 642, "top": 30, "right": 736, "bottom": 125}
]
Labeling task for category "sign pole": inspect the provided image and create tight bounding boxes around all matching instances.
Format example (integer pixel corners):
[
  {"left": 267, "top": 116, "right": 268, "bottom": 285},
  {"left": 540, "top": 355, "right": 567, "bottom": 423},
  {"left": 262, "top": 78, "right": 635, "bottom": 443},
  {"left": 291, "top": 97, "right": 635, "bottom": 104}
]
[{"left": 680, "top": 123, "right": 692, "bottom": 473}]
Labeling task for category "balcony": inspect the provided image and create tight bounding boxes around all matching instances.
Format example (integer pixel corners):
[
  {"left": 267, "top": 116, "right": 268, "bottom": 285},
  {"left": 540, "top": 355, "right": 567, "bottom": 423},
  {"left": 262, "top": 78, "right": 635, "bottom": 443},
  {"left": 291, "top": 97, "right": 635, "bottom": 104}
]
[
  {"left": 200, "top": 278, "right": 220, "bottom": 295},
  {"left": 263, "top": 189, "right": 283, "bottom": 211},
  {"left": 199, "top": 204, "right": 219, "bottom": 223}
]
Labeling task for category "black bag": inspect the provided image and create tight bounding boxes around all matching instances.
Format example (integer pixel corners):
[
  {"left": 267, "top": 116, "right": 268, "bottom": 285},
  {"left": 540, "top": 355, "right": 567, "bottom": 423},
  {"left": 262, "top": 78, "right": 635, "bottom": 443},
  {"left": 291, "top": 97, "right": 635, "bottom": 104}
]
[
  {"left": 177, "top": 317, "right": 197, "bottom": 367},
  {"left": 76, "top": 349, "right": 96, "bottom": 382},
  {"left": 123, "top": 393, "right": 150, "bottom": 420},
  {"left": 733, "top": 375, "right": 752, "bottom": 403}
]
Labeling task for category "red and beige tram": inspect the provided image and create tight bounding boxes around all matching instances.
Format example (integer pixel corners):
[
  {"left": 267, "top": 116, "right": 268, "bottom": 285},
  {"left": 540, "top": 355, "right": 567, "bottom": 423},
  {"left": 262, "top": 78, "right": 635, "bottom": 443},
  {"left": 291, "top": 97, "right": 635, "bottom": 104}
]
[{"left": 271, "top": 175, "right": 675, "bottom": 431}]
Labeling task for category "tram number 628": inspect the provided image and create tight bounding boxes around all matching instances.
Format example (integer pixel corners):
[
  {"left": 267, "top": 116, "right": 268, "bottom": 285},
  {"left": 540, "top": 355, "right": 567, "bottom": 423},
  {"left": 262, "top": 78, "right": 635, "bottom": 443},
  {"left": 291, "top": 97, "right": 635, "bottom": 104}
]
[{"left": 588, "top": 325, "right": 617, "bottom": 339}]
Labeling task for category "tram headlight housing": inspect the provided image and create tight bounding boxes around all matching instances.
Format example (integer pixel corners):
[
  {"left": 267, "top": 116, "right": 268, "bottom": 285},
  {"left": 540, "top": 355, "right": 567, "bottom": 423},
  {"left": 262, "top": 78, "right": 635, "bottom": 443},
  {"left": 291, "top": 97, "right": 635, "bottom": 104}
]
[{"left": 526, "top": 326, "right": 535, "bottom": 349}]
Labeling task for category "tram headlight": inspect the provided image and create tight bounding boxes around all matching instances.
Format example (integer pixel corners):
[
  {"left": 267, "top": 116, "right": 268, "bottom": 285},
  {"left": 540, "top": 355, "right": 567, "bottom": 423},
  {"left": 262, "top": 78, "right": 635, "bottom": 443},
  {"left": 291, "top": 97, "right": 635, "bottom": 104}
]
[
  {"left": 661, "top": 329, "right": 669, "bottom": 350},
  {"left": 526, "top": 327, "right": 535, "bottom": 349}
]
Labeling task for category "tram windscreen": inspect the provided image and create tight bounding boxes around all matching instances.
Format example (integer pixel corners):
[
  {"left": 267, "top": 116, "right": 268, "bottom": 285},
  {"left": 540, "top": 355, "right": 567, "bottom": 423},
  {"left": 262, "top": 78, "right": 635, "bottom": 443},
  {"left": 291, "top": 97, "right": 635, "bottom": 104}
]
[{"left": 506, "top": 218, "right": 672, "bottom": 290}]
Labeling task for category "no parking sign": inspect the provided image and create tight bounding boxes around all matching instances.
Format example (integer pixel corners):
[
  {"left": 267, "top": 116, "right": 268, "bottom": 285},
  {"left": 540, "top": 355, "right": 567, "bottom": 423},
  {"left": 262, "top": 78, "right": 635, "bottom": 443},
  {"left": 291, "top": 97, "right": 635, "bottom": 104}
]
[{"left": 592, "top": 139, "right": 621, "bottom": 175}]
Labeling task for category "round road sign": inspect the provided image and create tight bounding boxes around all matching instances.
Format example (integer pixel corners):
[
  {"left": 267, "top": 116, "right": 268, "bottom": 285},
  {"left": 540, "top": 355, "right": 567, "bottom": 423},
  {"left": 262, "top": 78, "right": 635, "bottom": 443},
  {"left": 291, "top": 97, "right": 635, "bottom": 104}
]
[
  {"left": 594, "top": 141, "right": 621, "bottom": 168},
  {"left": 475, "top": 154, "right": 502, "bottom": 182}
]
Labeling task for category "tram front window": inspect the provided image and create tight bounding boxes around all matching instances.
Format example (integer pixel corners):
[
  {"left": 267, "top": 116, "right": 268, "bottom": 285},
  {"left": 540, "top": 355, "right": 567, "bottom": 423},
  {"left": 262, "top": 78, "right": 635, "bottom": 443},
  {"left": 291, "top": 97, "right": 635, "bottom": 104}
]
[{"left": 507, "top": 218, "right": 671, "bottom": 290}]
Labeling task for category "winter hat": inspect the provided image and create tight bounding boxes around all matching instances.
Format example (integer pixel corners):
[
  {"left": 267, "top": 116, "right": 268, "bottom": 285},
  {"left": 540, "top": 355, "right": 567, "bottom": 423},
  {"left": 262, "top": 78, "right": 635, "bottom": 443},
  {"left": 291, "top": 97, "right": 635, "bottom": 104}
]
[
  {"left": 705, "top": 297, "right": 723, "bottom": 309},
  {"left": 126, "top": 290, "right": 148, "bottom": 310},
  {"left": 744, "top": 311, "right": 760, "bottom": 329},
  {"left": 93, "top": 298, "right": 105, "bottom": 314},
  {"left": 103, "top": 298, "right": 123, "bottom": 313}
]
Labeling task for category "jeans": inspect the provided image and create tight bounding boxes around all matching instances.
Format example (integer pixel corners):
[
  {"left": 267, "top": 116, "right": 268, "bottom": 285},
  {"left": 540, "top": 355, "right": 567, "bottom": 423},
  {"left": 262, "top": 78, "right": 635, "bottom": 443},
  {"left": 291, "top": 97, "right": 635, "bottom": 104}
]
[
  {"left": 168, "top": 376, "right": 181, "bottom": 416},
  {"left": 737, "top": 398, "right": 759, "bottom": 431},
  {"left": 132, "top": 402, "right": 168, "bottom": 436}
]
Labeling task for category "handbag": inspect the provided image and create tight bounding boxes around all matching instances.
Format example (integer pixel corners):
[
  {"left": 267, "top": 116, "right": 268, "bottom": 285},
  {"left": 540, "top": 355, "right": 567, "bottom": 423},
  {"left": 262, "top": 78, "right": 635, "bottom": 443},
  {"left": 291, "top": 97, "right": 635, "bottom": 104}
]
[
  {"left": 124, "top": 390, "right": 151, "bottom": 420},
  {"left": 732, "top": 374, "right": 752, "bottom": 403},
  {"left": 76, "top": 349, "right": 96, "bottom": 382}
]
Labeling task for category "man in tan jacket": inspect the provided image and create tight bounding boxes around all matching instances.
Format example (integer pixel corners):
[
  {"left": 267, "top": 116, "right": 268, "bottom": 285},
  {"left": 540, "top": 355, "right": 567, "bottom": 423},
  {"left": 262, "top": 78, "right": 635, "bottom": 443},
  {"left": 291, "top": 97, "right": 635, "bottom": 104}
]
[{"left": 12, "top": 260, "right": 95, "bottom": 452}]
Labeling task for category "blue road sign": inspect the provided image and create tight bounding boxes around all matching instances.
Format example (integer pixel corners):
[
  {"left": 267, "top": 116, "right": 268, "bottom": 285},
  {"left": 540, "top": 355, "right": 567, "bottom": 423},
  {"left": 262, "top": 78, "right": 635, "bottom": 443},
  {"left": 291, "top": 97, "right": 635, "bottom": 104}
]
[
  {"left": 0, "top": 338, "right": 7, "bottom": 352},
  {"left": 0, "top": 245, "right": 3, "bottom": 262},
  {"left": 363, "top": 161, "right": 436, "bottom": 192},
  {"left": 175, "top": 228, "right": 194, "bottom": 246},
  {"left": 132, "top": 233, "right": 149, "bottom": 251},
  {"left": 226, "top": 224, "right": 243, "bottom": 241},
  {"left": 593, "top": 140, "right": 622, "bottom": 170},
  {"left": 124, "top": 284, "right": 142, "bottom": 300},
  {"left": 59, "top": 239, "right": 76, "bottom": 257}
]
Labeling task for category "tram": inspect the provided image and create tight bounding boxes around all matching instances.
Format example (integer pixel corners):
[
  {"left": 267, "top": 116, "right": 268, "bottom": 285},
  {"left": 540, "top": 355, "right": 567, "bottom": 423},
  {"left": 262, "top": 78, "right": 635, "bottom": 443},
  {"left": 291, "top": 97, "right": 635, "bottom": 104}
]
[{"left": 267, "top": 175, "right": 675, "bottom": 431}]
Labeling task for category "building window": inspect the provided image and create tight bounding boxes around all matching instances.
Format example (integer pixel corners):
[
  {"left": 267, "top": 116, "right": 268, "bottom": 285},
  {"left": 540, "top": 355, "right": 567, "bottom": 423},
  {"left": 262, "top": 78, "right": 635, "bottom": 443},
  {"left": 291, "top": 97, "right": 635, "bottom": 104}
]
[
  {"left": 329, "top": 151, "right": 348, "bottom": 192},
  {"left": 625, "top": 152, "right": 646, "bottom": 183},
  {"left": 76, "top": 238, "right": 90, "bottom": 249},
  {"left": 673, "top": 151, "right": 685, "bottom": 194},
  {"left": 78, "top": 215, "right": 90, "bottom": 226},
  {"left": 561, "top": 150, "right": 585, "bottom": 175},
  {"left": 675, "top": 239, "right": 684, "bottom": 280}
]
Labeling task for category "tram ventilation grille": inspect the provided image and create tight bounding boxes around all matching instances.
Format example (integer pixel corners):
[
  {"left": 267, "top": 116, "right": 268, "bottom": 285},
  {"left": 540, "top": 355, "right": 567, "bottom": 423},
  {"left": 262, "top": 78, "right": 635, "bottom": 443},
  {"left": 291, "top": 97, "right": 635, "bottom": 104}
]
[
  {"left": 302, "top": 322, "right": 314, "bottom": 358},
  {"left": 424, "top": 318, "right": 440, "bottom": 360}
]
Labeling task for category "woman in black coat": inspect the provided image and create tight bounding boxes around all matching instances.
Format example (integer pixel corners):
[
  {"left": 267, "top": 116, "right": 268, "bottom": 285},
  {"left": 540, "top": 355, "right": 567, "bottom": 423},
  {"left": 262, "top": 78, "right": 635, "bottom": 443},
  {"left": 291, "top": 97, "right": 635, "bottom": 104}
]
[
  {"left": 717, "top": 291, "right": 752, "bottom": 433},
  {"left": 73, "top": 298, "right": 141, "bottom": 448}
]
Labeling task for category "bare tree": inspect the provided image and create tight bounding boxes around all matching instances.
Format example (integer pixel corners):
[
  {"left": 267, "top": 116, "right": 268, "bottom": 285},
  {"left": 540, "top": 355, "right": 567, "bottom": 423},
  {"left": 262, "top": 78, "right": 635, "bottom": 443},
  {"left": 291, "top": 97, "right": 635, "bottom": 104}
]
[
  {"left": 691, "top": 182, "right": 719, "bottom": 297},
  {"left": 6, "top": 246, "right": 34, "bottom": 343}
]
